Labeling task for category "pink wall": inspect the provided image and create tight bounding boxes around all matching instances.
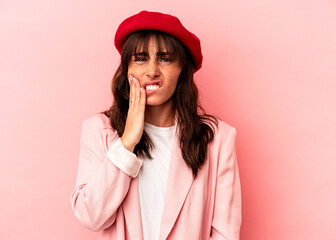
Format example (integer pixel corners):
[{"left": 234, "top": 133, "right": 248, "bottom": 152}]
[{"left": 1, "top": 0, "right": 335, "bottom": 239}]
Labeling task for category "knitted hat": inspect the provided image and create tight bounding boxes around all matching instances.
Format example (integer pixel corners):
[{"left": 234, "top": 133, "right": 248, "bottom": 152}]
[{"left": 114, "top": 10, "right": 203, "bottom": 72}]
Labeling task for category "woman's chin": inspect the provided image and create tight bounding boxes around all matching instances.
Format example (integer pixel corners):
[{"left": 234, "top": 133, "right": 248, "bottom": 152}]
[
  {"left": 145, "top": 98, "right": 171, "bottom": 107},
  {"left": 145, "top": 100, "right": 161, "bottom": 106}
]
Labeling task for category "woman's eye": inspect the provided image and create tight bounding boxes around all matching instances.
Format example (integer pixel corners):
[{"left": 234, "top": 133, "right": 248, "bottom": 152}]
[
  {"left": 161, "top": 58, "right": 171, "bottom": 62},
  {"left": 134, "top": 57, "right": 146, "bottom": 62}
]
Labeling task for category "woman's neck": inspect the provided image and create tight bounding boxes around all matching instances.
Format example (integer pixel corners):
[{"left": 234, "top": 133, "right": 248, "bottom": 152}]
[{"left": 144, "top": 101, "right": 176, "bottom": 127}]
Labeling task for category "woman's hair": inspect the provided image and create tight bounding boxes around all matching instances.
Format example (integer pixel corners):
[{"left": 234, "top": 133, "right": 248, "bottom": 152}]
[{"left": 101, "top": 30, "right": 218, "bottom": 178}]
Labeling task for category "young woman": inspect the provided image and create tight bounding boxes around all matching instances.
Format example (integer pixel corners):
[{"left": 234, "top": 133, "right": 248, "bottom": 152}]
[{"left": 71, "top": 10, "right": 242, "bottom": 240}]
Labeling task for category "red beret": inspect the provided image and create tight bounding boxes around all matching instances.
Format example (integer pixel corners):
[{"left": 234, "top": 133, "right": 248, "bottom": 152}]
[{"left": 114, "top": 10, "right": 203, "bottom": 72}]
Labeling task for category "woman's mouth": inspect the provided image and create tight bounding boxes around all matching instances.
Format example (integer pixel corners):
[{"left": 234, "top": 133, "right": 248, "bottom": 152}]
[
  {"left": 142, "top": 80, "right": 162, "bottom": 95},
  {"left": 145, "top": 84, "right": 161, "bottom": 95}
]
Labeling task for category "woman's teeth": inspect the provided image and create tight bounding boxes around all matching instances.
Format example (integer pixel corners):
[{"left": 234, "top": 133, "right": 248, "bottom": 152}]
[{"left": 145, "top": 85, "right": 160, "bottom": 90}]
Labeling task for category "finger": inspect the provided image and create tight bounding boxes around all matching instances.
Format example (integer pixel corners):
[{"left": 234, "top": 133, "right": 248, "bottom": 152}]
[
  {"left": 139, "top": 87, "right": 146, "bottom": 112},
  {"left": 129, "top": 75, "right": 135, "bottom": 107},
  {"left": 133, "top": 76, "right": 141, "bottom": 105}
]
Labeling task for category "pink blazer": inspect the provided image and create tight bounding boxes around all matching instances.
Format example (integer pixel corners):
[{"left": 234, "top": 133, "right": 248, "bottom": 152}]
[{"left": 70, "top": 113, "right": 242, "bottom": 240}]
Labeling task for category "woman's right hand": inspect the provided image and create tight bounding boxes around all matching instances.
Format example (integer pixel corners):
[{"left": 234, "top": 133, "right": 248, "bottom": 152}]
[{"left": 121, "top": 75, "right": 146, "bottom": 152}]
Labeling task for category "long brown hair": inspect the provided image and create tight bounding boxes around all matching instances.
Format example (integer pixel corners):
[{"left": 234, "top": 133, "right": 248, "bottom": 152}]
[{"left": 101, "top": 30, "right": 218, "bottom": 178}]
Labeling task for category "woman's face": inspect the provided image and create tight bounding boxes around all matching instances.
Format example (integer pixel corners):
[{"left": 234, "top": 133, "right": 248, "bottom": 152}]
[{"left": 127, "top": 36, "right": 182, "bottom": 106}]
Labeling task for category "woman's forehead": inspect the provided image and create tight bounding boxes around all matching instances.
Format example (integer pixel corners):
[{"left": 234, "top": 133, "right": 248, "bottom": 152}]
[{"left": 135, "top": 36, "right": 169, "bottom": 54}]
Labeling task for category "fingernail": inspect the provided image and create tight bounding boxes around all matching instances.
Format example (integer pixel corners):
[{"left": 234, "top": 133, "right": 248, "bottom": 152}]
[
  {"left": 140, "top": 87, "right": 144, "bottom": 92},
  {"left": 133, "top": 77, "right": 136, "bottom": 83},
  {"left": 128, "top": 75, "right": 131, "bottom": 84}
]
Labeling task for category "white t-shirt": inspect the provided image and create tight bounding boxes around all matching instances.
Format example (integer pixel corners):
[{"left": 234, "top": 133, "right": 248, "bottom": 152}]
[{"left": 138, "top": 122, "right": 176, "bottom": 240}]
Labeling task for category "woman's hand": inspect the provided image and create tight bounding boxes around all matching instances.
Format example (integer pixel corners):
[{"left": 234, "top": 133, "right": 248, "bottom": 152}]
[{"left": 121, "top": 75, "right": 146, "bottom": 152}]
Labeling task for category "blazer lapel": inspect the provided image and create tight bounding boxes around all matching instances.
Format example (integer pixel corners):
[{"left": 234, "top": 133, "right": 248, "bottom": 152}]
[
  {"left": 123, "top": 176, "right": 144, "bottom": 240},
  {"left": 159, "top": 126, "right": 194, "bottom": 240}
]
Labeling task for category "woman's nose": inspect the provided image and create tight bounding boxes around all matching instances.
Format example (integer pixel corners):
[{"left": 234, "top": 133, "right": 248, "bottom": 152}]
[{"left": 146, "top": 59, "right": 159, "bottom": 78}]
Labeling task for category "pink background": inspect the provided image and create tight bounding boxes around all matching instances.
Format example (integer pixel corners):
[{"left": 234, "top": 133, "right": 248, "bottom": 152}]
[{"left": 1, "top": 0, "right": 335, "bottom": 239}]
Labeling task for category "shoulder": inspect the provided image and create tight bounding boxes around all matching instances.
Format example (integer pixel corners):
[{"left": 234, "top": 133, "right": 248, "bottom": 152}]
[
  {"left": 215, "top": 119, "right": 237, "bottom": 138},
  {"left": 80, "top": 113, "right": 119, "bottom": 149},
  {"left": 209, "top": 118, "right": 237, "bottom": 150},
  {"left": 82, "top": 112, "right": 113, "bottom": 131}
]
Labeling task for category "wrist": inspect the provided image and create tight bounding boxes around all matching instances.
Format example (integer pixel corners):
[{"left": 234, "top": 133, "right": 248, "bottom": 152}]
[{"left": 120, "top": 137, "right": 135, "bottom": 152}]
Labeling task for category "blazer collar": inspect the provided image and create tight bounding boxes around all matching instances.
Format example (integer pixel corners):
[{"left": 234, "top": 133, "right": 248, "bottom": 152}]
[
  {"left": 123, "top": 176, "right": 144, "bottom": 240},
  {"left": 123, "top": 117, "right": 194, "bottom": 240},
  {"left": 159, "top": 123, "right": 194, "bottom": 239}
]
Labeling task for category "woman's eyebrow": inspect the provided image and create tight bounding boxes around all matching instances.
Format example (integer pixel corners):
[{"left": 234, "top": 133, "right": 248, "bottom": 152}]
[
  {"left": 132, "top": 51, "right": 171, "bottom": 57},
  {"left": 133, "top": 52, "right": 148, "bottom": 57},
  {"left": 156, "top": 51, "right": 171, "bottom": 56}
]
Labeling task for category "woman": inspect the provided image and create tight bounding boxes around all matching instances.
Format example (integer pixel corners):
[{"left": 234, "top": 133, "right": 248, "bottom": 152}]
[{"left": 70, "top": 10, "right": 242, "bottom": 240}]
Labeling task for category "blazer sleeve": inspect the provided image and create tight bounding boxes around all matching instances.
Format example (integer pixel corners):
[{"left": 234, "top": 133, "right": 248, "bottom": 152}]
[
  {"left": 70, "top": 118, "right": 143, "bottom": 232},
  {"left": 210, "top": 126, "right": 242, "bottom": 240}
]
